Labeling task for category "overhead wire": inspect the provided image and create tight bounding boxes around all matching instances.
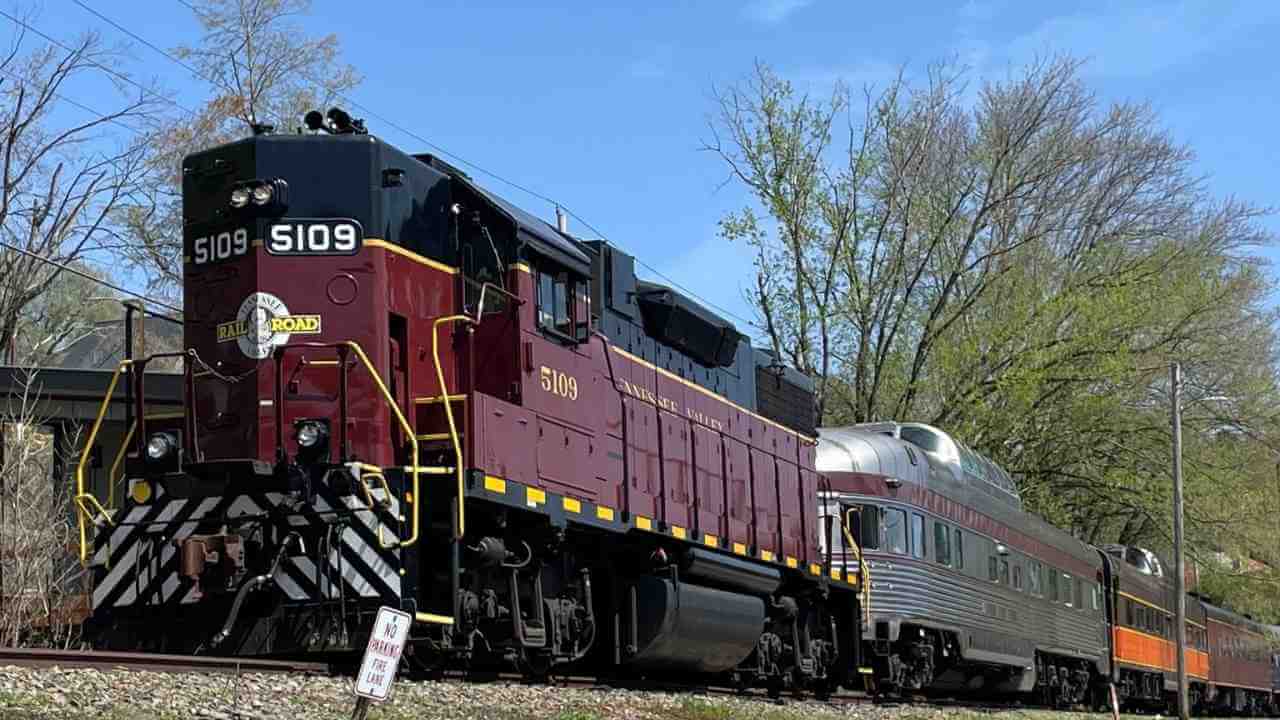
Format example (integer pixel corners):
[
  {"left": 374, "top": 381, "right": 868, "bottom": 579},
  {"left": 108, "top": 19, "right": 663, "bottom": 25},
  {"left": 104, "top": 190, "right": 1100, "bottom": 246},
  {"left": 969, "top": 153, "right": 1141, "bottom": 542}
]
[
  {"left": 0, "top": 240, "right": 183, "bottom": 318},
  {"left": 74, "top": 0, "right": 760, "bottom": 332},
  {"left": 0, "top": 63, "right": 140, "bottom": 134},
  {"left": 0, "top": 14, "right": 183, "bottom": 323},
  {"left": 0, "top": 7, "right": 200, "bottom": 120}
]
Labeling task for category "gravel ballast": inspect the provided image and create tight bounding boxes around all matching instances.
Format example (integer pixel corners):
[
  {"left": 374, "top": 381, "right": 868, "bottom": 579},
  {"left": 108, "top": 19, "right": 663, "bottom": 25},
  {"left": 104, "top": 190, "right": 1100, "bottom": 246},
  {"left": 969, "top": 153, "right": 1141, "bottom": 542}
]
[{"left": 0, "top": 664, "right": 1129, "bottom": 720}]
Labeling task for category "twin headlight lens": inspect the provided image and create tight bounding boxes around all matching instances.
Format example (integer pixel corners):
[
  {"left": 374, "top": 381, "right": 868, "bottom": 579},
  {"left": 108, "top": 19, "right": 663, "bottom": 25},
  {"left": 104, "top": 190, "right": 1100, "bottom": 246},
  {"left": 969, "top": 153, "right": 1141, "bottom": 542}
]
[{"left": 228, "top": 179, "right": 284, "bottom": 208}]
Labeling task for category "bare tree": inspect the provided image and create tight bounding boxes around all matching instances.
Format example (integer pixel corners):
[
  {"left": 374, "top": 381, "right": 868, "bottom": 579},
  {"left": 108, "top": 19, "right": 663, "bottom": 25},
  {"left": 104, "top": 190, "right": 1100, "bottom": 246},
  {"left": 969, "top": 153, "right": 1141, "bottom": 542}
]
[
  {"left": 0, "top": 369, "right": 85, "bottom": 648},
  {"left": 0, "top": 21, "right": 157, "bottom": 363},
  {"left": 117, "top": 0, "right": 361, "bottom": 295}
]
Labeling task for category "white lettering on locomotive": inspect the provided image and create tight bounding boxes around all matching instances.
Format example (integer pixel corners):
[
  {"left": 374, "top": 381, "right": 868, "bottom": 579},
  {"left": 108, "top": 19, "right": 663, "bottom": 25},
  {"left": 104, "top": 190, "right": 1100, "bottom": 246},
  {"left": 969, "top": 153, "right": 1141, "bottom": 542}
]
[
  {"left": 192, "top": 227, "right": 249, "bottom": 265},
  {"left": 267, "top": 220, "right": 361, "bottom": 255}
]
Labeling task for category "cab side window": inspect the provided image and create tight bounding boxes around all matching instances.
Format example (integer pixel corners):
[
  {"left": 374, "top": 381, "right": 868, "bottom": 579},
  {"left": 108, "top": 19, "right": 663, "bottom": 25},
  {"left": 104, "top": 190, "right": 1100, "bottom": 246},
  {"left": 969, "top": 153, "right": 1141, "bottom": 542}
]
[
  {"left": 536, "top": 265, "right": 589, "bottom": 341},
  {"left": 537, "top": 269, "right": 571, "bottom": 335}
]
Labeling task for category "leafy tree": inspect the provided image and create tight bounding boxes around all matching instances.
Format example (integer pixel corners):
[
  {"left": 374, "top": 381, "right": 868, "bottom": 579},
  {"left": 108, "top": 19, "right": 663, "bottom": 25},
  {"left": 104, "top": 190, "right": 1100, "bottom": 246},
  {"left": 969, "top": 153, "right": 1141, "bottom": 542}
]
[
  {"left": 708, "top": 56, "right": 1280, "bottom": 619},
  {"left": 8, "top": 264, "right": 122, "bottom": 367}
]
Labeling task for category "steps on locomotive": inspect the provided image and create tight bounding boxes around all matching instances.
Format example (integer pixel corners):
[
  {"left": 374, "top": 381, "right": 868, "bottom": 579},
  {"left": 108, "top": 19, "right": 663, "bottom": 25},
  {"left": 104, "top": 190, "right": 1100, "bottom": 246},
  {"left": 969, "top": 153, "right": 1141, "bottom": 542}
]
[{"left": 414, "top": 394, "right": 466, "bottom": 456}]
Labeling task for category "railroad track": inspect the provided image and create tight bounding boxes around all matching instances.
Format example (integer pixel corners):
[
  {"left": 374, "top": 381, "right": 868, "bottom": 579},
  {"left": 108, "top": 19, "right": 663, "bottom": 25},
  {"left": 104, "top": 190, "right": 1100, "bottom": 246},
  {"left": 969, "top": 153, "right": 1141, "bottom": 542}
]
[
  {"left": 432, "top": 670, "right": 876, "bottom": 707},
  {"left": 0, "top": 647, "right": 332, "bottom": 676}
]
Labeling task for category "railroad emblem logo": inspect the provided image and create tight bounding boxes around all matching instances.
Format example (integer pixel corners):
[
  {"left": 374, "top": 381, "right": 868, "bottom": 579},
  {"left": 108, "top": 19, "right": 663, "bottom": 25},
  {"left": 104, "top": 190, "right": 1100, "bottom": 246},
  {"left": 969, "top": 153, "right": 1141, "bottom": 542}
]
[{"left": 221, "top": 292, "right": 321, "bottom": 359}]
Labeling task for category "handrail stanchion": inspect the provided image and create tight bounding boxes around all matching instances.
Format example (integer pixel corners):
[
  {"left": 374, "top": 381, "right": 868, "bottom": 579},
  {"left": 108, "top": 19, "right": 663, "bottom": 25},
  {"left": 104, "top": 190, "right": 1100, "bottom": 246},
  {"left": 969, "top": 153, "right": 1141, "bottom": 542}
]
[
  {"left": 337, "top": 345, "right": 351, "bottom": 462},
  {"left": 273, "top": 347, "right": 287, "bottom": 465},
  {"left": 74, "top": 361, "right": 130, "bottom": 566},
  {"left": 430, "top": 315, "right": 477, "bottom": 540}
]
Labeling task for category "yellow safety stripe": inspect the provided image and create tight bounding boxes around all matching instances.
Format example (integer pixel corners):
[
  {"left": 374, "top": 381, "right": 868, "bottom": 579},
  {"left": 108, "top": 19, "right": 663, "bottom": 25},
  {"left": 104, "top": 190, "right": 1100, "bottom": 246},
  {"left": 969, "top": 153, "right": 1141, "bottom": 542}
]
[{"left": 364, "top": 238, "right": 458, "bottom": 275}]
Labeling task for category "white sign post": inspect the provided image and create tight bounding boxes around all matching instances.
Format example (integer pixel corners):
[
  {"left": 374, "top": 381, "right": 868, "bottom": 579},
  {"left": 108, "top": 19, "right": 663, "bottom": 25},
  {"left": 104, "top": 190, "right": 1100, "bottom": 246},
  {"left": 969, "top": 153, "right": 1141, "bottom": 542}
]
[{"left": 351, "top": 606, "right": 412, "bottom": 719}]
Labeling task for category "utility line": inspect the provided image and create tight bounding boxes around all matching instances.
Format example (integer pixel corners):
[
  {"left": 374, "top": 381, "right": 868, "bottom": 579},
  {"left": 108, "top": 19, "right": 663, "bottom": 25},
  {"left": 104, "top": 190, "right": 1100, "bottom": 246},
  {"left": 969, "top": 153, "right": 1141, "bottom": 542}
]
[
  {"left": 0, "top": 17, "right": 182, "bottom": 322},
  {"left": 0, "top": 240, "right": 183, "bottom": 319},
  {"left": 0, "top": 7, "right": 200, "bottom": 120},
  {"left": 0, "top": 63, "right": 142, "bottom": 135},
  {"left": 77, "top": 0, "right": 759, "bottom": 332}
]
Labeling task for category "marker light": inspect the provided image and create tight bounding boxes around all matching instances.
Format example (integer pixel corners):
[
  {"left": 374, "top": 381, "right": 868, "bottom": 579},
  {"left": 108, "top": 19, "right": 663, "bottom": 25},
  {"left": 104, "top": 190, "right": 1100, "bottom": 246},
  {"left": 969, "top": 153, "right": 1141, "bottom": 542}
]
[
  {"left": 229, "top": 187, "right": 250, "bottom": 208},
  {"left": 296, "top": 421, "right": 326, "bottom": 449}
]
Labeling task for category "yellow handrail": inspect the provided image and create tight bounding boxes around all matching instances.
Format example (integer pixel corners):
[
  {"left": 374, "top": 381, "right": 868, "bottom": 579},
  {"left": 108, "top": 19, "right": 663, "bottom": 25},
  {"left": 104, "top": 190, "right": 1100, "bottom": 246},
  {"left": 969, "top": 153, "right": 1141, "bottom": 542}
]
[
  {"left": 107, "top": 422, "right": 136, "bottom": 510},
  {"left": 347, "top": 461, "right": 393, "bottom": 511},
  {"left": 74, "top": 360, "right": 130, "bottom": 566},
  {"left": 430, "top": 315, "right": 476, "bottom": 539},
  {"left": 841, "top": 509, "right": 872, "bottom": 628},
  {"left": 333, "top": 341, "right": 422, "bottom": 550}
]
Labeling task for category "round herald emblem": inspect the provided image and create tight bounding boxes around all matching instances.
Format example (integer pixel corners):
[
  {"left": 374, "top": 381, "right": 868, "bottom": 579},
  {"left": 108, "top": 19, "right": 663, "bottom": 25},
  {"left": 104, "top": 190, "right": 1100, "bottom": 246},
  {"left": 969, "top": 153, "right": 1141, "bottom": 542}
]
[{"left": 236, "top": 291, "right": 291, "bottom": 360}]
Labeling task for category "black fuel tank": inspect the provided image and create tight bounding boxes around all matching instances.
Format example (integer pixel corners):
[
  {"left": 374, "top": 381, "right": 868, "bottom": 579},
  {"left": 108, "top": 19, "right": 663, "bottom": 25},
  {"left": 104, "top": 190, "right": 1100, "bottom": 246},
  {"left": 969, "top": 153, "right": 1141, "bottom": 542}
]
[
  {"left": 680, "top": 547, "right": 782, "bottom": 596},
  {"left": 627, "top": 575, "right": 765, "bottom": 674}
]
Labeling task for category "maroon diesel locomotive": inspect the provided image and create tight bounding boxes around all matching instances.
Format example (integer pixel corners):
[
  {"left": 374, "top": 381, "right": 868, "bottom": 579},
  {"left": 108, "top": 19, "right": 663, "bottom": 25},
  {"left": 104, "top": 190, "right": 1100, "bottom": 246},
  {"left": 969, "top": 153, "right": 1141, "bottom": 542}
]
[{"left": 76, "top": 110, "right": 864, "bottom": 693}]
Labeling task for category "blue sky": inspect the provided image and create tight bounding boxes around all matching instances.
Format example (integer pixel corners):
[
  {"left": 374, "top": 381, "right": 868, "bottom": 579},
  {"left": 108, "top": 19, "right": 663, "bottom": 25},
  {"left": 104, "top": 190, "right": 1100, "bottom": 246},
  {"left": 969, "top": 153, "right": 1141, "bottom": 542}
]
[{"left": 12, "top": 0, "right": 1280, "bottom": 333}]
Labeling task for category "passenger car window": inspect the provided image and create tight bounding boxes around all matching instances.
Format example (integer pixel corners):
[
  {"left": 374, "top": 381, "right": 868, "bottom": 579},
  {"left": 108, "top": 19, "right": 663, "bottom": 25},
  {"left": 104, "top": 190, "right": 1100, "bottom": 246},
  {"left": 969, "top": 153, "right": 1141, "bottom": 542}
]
[
  {"left": 934, "top": 522, "right": 951, "bottom": 566},
  {"left": 1029, "top": 561, "right": 1042, "bottom": 596},
  {"left": 999, "top": 559, "right": 1010, "bottom": 586},
  {"left": 954, "top": 529, "right": 964, "bottom": 570},
  {"left": 1012, "top": 564, "right": 1023, "bottom": 591},
  {"left": 988, "top": 556, "right": 999, "bottom": 582},
  {"left": 838, "top": 505, "right": 861, "bottom": 550},
  {"left": 1048, "top": 571, "right": 1059, "bottom": 603},
  {"left": 821, "top": 515, "right": 844, "bottom": 555},
  {"left": 900, "top": 426, "right": 941, "bottom": 452},
  {"left": 882, "top": 508, "right": 907, "bottom": 554},
  {"left": 910, "top": 514, "right": 925, "bottom": 559},
  {"left": 860, "top": 505, "right": 880, "bottom": 550}
]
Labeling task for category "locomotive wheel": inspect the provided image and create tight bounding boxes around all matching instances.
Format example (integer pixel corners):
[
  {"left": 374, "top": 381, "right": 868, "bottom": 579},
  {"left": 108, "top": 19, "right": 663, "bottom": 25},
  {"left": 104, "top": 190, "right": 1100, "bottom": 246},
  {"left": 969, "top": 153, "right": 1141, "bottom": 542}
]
[
  {"left": 812, "top": 680, "right": 832, "bottom": 702},
  {"left": 518, "top": 649, "right": 554, "bottom": 682}
]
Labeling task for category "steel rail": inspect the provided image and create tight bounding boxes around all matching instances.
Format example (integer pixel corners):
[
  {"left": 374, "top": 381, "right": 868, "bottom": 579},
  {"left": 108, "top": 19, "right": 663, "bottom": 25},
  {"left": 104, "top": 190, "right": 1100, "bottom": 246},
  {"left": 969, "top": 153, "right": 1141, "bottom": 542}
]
[{"left": 0, "top": 648, "right": 331, "bottom": 675}]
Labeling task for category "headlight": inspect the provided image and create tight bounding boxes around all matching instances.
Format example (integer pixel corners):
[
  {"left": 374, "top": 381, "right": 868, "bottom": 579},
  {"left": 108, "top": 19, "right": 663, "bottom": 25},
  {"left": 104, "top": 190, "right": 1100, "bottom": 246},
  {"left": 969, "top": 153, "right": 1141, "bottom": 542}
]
[
  {"left": 146, "top": 432, "right": 176, "bottom": 461},
  {"left": 296, "top": 421, "right": 327, "bottom": 449},
  {"left": 250, "top": 183, "right": 274, "bottom": 206},
  {"left": 229, "top": 187, "right": 250, "bottom": 208}
]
